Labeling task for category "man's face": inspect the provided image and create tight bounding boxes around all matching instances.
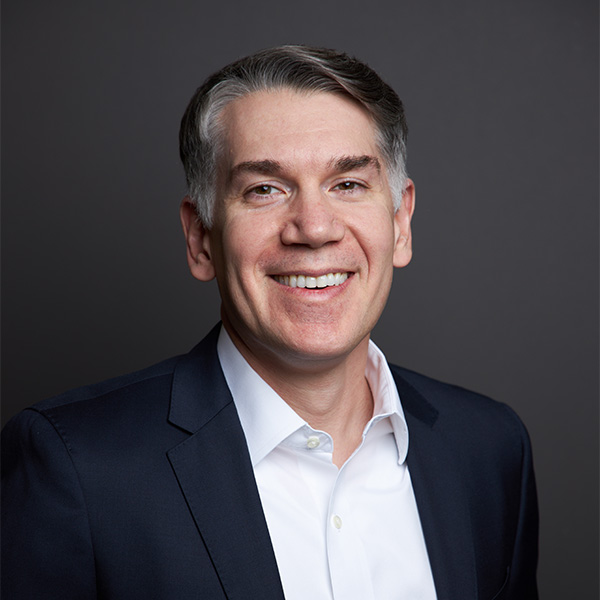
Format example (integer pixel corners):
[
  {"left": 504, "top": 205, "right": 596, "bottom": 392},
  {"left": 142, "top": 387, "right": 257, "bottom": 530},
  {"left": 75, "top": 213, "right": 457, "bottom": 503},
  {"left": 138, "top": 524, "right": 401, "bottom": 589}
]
[{"left": 182, "top": 89, "right": 414, "bottom": 370}]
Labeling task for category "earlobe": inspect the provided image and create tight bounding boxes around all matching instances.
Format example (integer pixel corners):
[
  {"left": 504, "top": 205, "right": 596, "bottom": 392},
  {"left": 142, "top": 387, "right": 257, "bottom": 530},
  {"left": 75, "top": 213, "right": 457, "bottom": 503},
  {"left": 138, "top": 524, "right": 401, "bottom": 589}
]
[
  {"left": 392, "top": 180, "right": 415, "bottom": 268},
  {"left": 179, "top": 197, "right": 216, "bottom": 281}
]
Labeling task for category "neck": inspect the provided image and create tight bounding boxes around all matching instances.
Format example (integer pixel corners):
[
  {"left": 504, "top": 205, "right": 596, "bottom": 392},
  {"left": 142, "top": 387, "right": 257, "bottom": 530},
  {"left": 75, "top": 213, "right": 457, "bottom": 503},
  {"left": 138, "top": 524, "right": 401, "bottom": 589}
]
[{"left": 224, "top": 323, "right": 374, "bottom": 467}]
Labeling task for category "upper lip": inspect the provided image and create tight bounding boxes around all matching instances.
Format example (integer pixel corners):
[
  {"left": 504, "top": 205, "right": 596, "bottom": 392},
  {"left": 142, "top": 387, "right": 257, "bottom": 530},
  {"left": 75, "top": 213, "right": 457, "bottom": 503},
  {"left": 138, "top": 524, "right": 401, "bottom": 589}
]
[{"left": 269, "top": 269, "right": 353, "bottom": 277}]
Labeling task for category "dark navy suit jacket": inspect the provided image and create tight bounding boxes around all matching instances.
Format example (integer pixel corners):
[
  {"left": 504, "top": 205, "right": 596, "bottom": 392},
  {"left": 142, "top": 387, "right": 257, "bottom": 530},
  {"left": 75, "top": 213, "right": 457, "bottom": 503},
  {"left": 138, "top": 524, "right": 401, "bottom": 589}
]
[{"left": 2, "top": 325, "right": 538, "bottom": 599}]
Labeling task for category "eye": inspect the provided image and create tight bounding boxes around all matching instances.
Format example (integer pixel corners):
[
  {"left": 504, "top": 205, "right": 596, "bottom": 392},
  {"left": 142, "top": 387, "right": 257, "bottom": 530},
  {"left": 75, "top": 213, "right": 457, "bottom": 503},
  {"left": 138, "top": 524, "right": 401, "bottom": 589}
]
[
  {"left": 242, "top": 181, "right": 288, "bottom": 206},
  {"left": 251, "top": 184, "right": 281, "bottom": 195},
  {"left": 332, "top": 181, "right": 364, "bottom": 192}
]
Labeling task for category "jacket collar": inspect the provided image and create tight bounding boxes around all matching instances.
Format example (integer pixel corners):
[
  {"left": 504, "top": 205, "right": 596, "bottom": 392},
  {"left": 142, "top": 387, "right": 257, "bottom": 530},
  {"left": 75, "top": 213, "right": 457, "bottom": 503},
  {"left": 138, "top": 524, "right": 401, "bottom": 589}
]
[
  {"left": 168, "top": 323, "right": 228, "bottom": 434},
  {"left": 167, "top": 324, "right": 285, "bottom": 599},
  {"left": 392, "top": 366, "right": 478, "bottom": 600}
]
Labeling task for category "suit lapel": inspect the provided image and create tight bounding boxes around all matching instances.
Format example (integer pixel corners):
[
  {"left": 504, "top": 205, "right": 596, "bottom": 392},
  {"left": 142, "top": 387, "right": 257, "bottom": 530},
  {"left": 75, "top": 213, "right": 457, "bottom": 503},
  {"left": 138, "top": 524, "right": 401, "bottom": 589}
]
[
  {"left": 392, "top": 368, "right": 478, "bottom": 600},
  {"left": 167, "top": 326, "right": 285, "bottom": 600}
]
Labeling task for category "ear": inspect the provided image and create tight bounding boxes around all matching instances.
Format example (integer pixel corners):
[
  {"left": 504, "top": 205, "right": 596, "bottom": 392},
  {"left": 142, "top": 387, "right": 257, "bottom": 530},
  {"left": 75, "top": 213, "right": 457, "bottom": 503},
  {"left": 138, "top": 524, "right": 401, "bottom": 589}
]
[
  {"left": 179, "top": 197, "right": 216, "bottom": 281},
  {"left": 392, "top": 179, "right": 415, "bottom": 268}
]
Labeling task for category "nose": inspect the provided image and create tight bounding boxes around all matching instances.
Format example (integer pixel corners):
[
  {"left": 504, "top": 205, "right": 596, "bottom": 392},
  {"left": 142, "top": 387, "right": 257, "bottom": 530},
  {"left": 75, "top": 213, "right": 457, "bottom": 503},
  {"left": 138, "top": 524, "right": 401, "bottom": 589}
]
[{"left": 280, "top": 190, "right": 345, "bottom": 248}]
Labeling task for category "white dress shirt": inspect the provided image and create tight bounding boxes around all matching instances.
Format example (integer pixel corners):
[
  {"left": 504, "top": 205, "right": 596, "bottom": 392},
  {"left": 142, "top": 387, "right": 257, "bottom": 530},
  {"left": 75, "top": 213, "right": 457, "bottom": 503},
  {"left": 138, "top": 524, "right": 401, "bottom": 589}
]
[{"left": 217, "top": 328, "right": 437, "bottom": 600}]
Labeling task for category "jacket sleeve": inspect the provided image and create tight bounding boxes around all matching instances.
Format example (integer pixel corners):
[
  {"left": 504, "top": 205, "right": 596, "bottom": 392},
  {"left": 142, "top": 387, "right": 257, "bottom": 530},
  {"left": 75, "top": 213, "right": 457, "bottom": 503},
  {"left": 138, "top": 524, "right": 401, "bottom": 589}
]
[
  {"left": 2, "top": 409, "right": 97, "bottom": 598},
  {"left": 502, "top": 405, "right": 539, "bottom": 600}
]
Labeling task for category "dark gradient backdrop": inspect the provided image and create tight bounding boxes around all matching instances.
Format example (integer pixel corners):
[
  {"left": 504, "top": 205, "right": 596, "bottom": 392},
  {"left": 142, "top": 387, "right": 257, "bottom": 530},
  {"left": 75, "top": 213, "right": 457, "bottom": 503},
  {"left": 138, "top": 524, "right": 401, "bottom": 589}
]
[{"left": 2, "top": 1, "right": 598, "bottom": 598}]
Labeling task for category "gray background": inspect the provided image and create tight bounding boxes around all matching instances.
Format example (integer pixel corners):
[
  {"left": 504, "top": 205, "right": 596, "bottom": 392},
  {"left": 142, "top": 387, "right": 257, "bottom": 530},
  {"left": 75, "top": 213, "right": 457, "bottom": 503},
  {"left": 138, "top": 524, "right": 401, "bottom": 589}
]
[{"left": 2, "top": 0, "right": 598, "bottom": 597}]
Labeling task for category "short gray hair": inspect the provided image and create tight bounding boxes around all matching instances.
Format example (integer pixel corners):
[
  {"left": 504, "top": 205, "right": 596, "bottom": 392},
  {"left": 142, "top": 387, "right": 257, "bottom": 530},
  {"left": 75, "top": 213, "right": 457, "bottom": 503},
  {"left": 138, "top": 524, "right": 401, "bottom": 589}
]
[{"left": 179, "top": 45, "right": 409, "bottom": 227}]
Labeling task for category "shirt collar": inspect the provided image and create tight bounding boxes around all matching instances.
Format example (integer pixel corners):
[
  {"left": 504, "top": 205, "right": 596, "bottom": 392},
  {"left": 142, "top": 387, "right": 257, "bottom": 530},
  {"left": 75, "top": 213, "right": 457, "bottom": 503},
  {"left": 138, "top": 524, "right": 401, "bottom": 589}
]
[{"left": 217, "top": 326, "right": 409, "bottom": 467}]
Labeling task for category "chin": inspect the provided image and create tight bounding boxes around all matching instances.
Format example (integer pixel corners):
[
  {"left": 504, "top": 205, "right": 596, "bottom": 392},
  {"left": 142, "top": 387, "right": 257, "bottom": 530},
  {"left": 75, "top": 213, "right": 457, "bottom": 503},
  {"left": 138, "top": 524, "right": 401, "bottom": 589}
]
[{"left": 270, "top": 329, "right": 369, "bottom": 366}]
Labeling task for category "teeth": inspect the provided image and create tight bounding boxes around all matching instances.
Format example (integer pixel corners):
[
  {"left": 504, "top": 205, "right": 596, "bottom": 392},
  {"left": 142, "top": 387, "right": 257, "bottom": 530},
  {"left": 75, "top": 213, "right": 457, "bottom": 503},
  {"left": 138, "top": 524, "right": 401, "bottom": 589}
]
[
  {"left": 274, "top": 272, "right": 349, "bottom": 289},
  {"left": 316, "top": 275, "right": 328, "bottom": 288}
]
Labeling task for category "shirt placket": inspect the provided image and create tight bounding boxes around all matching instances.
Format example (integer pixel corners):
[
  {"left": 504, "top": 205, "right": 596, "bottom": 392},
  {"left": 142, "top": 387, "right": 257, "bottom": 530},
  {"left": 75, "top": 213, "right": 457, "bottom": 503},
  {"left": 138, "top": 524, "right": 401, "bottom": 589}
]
[{"left": 325, "top": 445, "right": 375, "bottom": 600}]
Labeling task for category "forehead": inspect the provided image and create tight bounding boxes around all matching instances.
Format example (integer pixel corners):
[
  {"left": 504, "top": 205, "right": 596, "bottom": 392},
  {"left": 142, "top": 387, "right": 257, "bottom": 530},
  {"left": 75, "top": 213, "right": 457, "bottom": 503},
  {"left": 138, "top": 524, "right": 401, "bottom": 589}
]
[{"left": 218, "top": 89, "right": 381, "bottom": 169}]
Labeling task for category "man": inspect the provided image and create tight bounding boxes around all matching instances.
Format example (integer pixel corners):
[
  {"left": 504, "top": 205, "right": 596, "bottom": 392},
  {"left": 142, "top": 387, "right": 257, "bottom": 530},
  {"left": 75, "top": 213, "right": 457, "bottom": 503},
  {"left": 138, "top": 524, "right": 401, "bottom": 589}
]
[{"left": 2, "top": 46, "right": 538, "bottom": 599}]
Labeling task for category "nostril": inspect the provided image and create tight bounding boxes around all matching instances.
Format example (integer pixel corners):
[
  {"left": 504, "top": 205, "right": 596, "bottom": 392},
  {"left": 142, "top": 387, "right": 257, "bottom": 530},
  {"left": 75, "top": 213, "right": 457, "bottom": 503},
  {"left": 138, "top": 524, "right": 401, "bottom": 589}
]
[{"left": 280, "top": 214, "right": 345, "bottom": 248}]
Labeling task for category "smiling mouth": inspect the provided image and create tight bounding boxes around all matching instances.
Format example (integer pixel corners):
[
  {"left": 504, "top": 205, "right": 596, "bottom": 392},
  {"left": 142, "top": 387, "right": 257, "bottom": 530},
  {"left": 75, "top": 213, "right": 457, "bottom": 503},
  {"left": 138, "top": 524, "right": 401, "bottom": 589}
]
[{"left": 272, "top": 272, "right": 350, "bottom": 289}]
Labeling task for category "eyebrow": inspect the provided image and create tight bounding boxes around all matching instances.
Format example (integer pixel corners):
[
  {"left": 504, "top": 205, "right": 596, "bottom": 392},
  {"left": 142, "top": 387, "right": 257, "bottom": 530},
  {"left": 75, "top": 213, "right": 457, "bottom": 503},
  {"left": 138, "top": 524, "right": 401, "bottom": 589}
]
[
  {"left": 230, "top": 160, "right": 283, "bottom": 179},
  {"left": 330, "top": 155, "right": 381, "bottom": 173},
  {"left": 228, "top": 154, "right": 381, "bottom": 182}
]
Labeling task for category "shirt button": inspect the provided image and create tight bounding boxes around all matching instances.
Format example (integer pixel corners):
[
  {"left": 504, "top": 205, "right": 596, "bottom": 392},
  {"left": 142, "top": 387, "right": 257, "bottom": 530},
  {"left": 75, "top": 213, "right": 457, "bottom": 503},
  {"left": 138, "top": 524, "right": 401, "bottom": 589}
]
[
  {"left": 331, "top": 515, "right": 343, "bottom": 529},
  {"left": 306, "top": 436, "right": 320, "bottom": 449}
]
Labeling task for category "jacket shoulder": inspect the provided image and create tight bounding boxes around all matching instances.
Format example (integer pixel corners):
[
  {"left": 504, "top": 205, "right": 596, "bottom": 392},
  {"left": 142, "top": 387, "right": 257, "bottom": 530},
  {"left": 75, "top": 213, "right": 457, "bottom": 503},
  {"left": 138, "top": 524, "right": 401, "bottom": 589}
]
[
  {"left": 2, "top": 355, "right": 185, "bottom": 454},
  {"left": 390, "top": 363, "right": 522, "bottom": 420},
  {"left": 389, "top": 363, "right": 531, "bottom": 456},
  {"left": 30, "top": 355, "right": 182, "bottom": 414}
]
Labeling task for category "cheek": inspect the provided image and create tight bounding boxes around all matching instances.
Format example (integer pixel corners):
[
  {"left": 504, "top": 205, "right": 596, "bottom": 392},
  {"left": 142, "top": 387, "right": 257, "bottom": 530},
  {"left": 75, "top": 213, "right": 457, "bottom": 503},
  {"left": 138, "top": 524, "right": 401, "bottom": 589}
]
[
  {"left": 352, "top": 209, "right": 397, "bottom": 267},
  {"left": 218, "top": 220, "right": 272, "bottom": 290}
]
